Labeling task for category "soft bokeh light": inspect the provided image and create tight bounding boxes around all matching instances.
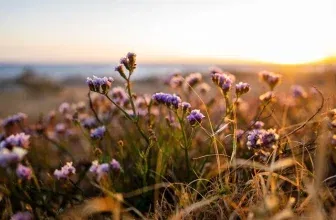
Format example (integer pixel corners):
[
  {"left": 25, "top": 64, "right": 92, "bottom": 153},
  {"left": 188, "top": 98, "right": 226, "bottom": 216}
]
[{"left": 0, "top": 0, "right": 335, "bottom": 64}]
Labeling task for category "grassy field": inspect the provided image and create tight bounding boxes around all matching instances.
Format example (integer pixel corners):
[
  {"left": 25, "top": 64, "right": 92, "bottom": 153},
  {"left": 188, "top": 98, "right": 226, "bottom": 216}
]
[{"left": 1, "top": 53, "right": 336, "bottom": 219}]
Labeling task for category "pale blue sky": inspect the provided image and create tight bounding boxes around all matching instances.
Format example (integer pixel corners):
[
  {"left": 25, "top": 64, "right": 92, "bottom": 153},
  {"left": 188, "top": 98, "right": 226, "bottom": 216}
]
[{"left": 0, "top": 0, "right": 335, "bottom": 64}]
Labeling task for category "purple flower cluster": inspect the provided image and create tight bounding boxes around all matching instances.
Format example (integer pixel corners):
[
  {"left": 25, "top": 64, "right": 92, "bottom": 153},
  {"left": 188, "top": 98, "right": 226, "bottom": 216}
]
[
  {"left": 110, "top": 86, "right": 129, "bottom": 106},
  {"left": 235, "top": 82, "right": 250, "bottom": 96},
  {"left": 0, "top": 133, "right": 30, "bottom": 149},
  {"left": 0, "top": 147, "right": 27, "bottom": 168},
  {"left": 58, "top": 102, "right": 71, "bottom": 114},
  {"left": 11, "top": 211, "right": 33, "bottom": 220},
  {"left": 180, "top": 102, "right": 191, "bottom": 113},
  {"left": 291, "top": 85, "right": 308, "bottom": 99},
  {"left": 152, "top": 93, "right": 182, "bottom": 109},
  {"left": 90, "top": 126, "right": 106, "bottom": 139},
  {"left": 116, "top": 52, "right": 137, "bottom": 78},
  {"left": 185, "top": 72, "right": 202, "bottom": 88},
  {"left": 54, "top": 162, "right": 76, "bottom": 180},
  {"left": 16, "top": 164, "right": 32, "bottom": 180},
  {"left": 55, "top": 123, "right": 66, "bottom": 133},
  {"left": 1, "top": 112, "right": 27, "bottom": 128},
  {"left": 247, "top": 128, "right": 279, "bottom": 150},
  {"left": 253, "top": 121, "right": 265, "bottom": 129},
  {"left": 169, "top": 74, "right": 184, "bottom": 88},
  {"left": 186, "top": 109, "right": 205, "bottom": 126},
  {"left": 89, "top": 159, "right": 121, "bottom": 180},
  {"left": 86, "top": 75, "right": 114, "bottom": 94},
  {"left": 211, "top": 73, "right": 233, "bottom": 93},
  {"left": 81, "top": 117, "right": 98, "bottom": 129},
  {"left": 259, "top": 71, "right": 281, "bottom": 90}
]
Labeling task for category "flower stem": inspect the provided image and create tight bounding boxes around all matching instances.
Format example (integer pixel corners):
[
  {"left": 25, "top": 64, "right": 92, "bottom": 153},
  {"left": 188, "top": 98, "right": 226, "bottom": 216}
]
[{"left": 104, "top": 94, "right": 150, "bottom": 145}]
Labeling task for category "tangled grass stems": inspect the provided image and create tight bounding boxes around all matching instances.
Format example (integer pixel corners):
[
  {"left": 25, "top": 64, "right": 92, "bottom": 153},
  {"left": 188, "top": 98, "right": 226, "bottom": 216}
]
[{"left": 3, "top": 52, "right": 336, "bottom": 219}]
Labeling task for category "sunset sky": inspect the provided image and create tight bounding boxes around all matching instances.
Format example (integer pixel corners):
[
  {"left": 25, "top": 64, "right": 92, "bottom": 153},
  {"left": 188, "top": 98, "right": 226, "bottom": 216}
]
[{"left": 0, "top": 0, "right": 335, "bottom": 64}]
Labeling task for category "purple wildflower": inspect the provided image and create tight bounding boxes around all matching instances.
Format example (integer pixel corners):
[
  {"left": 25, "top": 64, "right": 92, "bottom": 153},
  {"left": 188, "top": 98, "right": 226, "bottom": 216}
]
[
  {"left": 90, "top": 126, "right": 106, "bottom": 139},
  {"left": 180, "top": 102, "right": 191, "bottom": 113},
  {"left": 54, "top": 162, "right": 76, "bottom": 180},
  {"left": 235, "top": 82, "right": 250, "bottom": 96},
  {"left": 1, "top": 133, "right": 30, "bottom": 149},
  {"left": 89, "top": 160, "right": 99, "bottom": 173},
  {"left": 127, "top": 52, "right": 137, "bottom": 70},
  {"left": 115, "top": 64, "right": 126, "bottom": 79},
  {"left": 152, "top": 93, "right": 181, "bottom": 109},
  {"left": 0, "top": 147, "right": 27, "bottom": 167},
  {"left": 16, "top": 164, "right": 32, "bottom": 180},
  {"left": 211, "top": 73, "right": 233, "bottom": 93},
  {"left": 247, "top": 129, "right": 264, "bottom": 149},
  {"left": 89, "top": 160, "right": 111, "bottom": 180},
  {"left": 81, "top": 117, "right": 97, "bottom": 129},
  {"left": 187, "top": 109, "right": 205, "bottom": 126},
  {"left": 2, "top": 113, "right": 27, "bottom": 128},
  {"left": 110, "top": 159, "right": 121, "bottom": 171},
  {"left": 253, "top": 121, "right": 265, "bottom": 129},
  {"left": 247, "top": 128, "right": 279, "bottom": 149},
  {"left": 59, "top": 102, "right": 70, "bottom": 114},
  {"left": 259, "top": 71, "right": 281, "bottom": 90},
  {"left": 86, "top": 75, "right": 114, "bottom": 93},
  {"left": 185, "top": 72, "right": 202, "bottom": 88},
  {"left": 169, "top": 74, "right": 184, "bottom": 88},
  {"left": 55, "top": 123, "right": 66, "bottom": 133},
  {"left": 110, "top": 86, "right": 129, "bottom": 106},
  {"left": 209, "top": 66, "right": 223, "bottom": 75},
  {"left": 291, "top": 85, "right": 308, "bottom": 99},
  {"left": 120, "top": 57, "right": 130, "bottom": 71},
  {"left": 261, "top": 129, "right": 279, "bottom": 148},
  {"left": 96, "top": 163, "right": 110, "bottom": 179},
  {"left": 11, "top": 211, "right": 33, "bottom": 220}
]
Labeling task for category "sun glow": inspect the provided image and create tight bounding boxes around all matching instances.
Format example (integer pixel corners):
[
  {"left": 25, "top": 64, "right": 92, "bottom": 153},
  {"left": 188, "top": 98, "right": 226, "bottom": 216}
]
[{"left": 0, "top": 0, "right": 335, "bottom": 64}]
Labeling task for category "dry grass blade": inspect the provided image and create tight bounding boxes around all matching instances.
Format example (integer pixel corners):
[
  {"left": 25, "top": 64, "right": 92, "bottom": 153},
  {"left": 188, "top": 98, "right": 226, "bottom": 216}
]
[
  {"left": 169, "top": 196, "right": 219, "bottom": 220},
  {"left": 59, "top": 195, "right": 131, "bottom": 220}
]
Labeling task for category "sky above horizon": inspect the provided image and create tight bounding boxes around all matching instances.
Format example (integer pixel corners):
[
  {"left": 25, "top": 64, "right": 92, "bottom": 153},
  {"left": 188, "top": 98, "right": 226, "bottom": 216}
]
[{"left": 0, "top": 0, "right": 335, "bottom": 64}]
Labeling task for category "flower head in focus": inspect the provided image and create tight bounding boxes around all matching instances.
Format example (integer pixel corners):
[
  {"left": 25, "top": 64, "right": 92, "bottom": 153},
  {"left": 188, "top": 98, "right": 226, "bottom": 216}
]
[
  {"left": 86, "top": 75, "right": 114, "bottom": 94},
  {"left": 211, "top": 73, "right": 233, "bottom": 93},
  {"left": 152, "top": 93, "right": 182, "bottom": 109},
  {"left": 235, "top": 82, "right": 250, "bottom": 96}
]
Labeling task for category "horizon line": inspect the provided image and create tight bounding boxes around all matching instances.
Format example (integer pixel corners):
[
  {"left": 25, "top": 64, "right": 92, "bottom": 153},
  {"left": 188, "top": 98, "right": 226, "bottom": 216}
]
[{"left": 0, "top": 56, "right": 335, "bottom": 66}]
